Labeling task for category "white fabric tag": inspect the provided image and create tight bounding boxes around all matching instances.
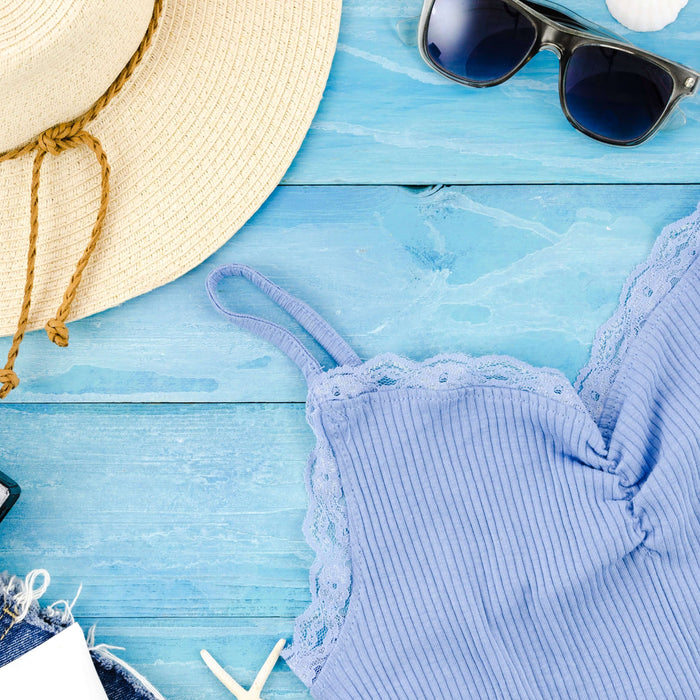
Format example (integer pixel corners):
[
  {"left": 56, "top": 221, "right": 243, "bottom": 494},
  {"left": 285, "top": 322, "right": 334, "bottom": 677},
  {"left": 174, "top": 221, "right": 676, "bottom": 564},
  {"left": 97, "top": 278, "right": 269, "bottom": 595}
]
[{"left": 0, "top": 622, "right": 108, "bottom": 699}]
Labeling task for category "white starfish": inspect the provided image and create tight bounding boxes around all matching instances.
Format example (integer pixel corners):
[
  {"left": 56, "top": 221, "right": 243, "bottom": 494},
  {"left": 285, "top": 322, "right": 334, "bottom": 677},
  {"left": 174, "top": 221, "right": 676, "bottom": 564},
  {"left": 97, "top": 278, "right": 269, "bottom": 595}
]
[{"left": 200, "top": 639, "right": 286, "bottom": 700}]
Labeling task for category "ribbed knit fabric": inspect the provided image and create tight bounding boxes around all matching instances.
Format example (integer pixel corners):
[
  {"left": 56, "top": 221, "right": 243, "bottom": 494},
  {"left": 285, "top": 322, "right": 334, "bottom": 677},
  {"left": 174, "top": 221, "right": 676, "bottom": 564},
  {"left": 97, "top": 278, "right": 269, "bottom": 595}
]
[{"left": 207, "top": 210, "right": 700, "bottom": 699}]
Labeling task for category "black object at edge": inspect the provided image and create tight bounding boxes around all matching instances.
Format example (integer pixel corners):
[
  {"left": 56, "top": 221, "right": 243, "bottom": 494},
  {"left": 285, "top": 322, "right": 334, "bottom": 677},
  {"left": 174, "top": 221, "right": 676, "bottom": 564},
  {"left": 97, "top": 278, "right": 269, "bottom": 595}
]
[{"left": 0, "top": 470, "right": 20, "bottom": 524}]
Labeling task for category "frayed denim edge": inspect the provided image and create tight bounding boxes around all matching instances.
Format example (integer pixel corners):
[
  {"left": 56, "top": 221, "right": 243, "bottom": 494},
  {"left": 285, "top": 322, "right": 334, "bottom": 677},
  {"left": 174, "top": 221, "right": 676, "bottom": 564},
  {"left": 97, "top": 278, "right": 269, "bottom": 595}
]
[{"left": 0, "top": 570, "right": 165, "bottom": 700}]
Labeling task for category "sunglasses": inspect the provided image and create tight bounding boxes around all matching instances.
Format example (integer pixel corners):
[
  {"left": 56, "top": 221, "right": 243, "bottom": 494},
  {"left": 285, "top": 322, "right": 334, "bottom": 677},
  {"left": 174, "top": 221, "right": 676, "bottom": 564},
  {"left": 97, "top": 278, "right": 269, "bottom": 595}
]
[
  {"left": 0, "top": 470, "right": 20, "bottom": 524},
  {"left": 406, "top": 0, "right": 699, "bottom": 146}
]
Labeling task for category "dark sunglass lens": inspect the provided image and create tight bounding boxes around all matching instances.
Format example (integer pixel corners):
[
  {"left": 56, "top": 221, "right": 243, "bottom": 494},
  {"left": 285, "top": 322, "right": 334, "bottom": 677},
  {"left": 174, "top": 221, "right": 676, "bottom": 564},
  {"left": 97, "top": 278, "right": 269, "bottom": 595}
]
[
  {"left": 426, "top": 0, "right": 537, "bottom": 83},
  {"left": 564, "top": 45, "right": 674, "bottom": 144}
]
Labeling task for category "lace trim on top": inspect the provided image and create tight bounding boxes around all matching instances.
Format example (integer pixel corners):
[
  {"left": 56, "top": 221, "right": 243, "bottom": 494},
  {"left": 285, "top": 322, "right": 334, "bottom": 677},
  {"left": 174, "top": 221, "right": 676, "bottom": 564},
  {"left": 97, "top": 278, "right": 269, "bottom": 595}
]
[
  {"left": 283, "top": 352, "right": 587, "bottom": 687},
  {"left": 281, "top": 438, "right": 352, "bottom": 688},
  {"left": 575, "top": 205, "right": 700, "bottom": 425},
  {"left": 307, "top": 352, "right": 587, "bottom": 411},
  {"left": 284, "top": 203, "right": 700, "bottom": 689}
]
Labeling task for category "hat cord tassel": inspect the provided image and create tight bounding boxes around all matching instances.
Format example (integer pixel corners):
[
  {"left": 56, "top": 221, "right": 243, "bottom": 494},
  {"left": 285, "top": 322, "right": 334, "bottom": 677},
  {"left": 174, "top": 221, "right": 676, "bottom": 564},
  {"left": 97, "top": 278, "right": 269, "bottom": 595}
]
[
  {"left": 0, "top": 0, "right": 163, "bottom": 399},
  {"left": 0, "top": 130, "right": 111, "bottom": 399}
]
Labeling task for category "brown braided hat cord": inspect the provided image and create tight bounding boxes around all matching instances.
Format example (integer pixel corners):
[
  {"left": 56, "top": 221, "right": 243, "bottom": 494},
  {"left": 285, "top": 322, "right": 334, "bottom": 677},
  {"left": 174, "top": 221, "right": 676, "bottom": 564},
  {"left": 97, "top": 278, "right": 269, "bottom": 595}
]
[{"left": 0, "top": 0, "right": 163, "bottom": 399}]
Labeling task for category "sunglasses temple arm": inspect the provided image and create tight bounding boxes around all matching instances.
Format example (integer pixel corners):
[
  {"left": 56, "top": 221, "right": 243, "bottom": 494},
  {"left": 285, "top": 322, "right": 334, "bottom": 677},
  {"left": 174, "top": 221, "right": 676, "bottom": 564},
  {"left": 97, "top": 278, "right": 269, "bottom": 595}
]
[
  {"left": 396, "top": 16, "right": 420, "bottom": 46},
  {"left": 660, "top": 108, "right": 687, "bottom": 132}
]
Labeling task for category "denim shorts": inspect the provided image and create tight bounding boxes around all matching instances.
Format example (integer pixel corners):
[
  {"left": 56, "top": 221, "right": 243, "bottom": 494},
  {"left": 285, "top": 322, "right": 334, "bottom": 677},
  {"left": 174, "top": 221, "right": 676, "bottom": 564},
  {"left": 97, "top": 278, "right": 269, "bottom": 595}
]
[{"left": 0, "top": 570, "right": 163, "bottom": 699}]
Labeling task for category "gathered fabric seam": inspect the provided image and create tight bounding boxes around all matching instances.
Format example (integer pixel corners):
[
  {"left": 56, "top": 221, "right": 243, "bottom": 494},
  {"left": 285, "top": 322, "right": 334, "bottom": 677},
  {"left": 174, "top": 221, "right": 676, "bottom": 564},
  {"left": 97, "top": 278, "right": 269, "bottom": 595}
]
[{"left": 283, "top": 204, "right": 700, "bottom": 688}]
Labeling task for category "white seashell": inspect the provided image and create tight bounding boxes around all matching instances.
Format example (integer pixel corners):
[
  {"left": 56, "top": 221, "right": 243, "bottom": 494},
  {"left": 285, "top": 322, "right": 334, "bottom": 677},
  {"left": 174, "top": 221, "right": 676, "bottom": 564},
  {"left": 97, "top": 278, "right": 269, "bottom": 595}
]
[{"left": 606, "top": 0, "right": 688, "bottom": 32}]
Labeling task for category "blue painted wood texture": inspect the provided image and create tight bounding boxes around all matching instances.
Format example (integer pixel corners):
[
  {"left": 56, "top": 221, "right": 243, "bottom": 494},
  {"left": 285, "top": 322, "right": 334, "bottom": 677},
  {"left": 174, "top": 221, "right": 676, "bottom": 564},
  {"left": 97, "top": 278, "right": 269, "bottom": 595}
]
[
  {"left": 1, "top": 2, "right": 700, "bottom": 699},
  {"left": 2, "top": 185, "right": 699, "bottom": 404},
  {"left": 284, "top": 0, "right": 700, "bottom": 184}
]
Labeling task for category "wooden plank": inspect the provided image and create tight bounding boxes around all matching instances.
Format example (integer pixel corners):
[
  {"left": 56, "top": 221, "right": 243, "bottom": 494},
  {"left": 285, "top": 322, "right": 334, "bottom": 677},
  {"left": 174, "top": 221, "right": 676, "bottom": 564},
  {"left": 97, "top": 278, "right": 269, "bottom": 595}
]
[
  {"left": 77, "top": 617, "right": 310, "bottom": 699},
  {"left": 0, "top": 404, "right": 314, "bottom": 618},
  {"left": 285, "top": 0, "right": 700, "bottom": 184},
  {"left": 2, "top": 184, "right": 699, "bottom": 403}
]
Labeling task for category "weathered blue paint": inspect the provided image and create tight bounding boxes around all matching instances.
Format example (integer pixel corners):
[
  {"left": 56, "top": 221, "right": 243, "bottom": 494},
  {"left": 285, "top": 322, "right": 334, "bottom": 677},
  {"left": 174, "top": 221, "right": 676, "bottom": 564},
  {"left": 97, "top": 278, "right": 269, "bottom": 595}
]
[
  {"left": 1, "top": 4, "right": 699, "bottom": 698},
  {"left": 1, "top": 185, "right": 698, "bottom": 404},
  {"left": 0, "top": 404, "right": 313, "bottom": 617},
  {"left": 285, "top": 1, "right": 700, "bottom": 184}
]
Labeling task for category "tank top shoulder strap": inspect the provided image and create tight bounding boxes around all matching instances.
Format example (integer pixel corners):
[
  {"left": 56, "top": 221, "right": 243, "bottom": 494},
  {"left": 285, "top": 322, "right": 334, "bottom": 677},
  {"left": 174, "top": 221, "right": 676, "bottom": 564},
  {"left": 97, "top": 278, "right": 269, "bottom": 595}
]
[{"left": 206, "top": 264, "right": 362, "bottom": 382}]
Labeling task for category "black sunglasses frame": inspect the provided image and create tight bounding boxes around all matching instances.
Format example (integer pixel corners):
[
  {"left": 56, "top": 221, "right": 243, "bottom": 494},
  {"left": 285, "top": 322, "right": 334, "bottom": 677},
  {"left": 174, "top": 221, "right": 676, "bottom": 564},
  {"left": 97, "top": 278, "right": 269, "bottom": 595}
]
[
  {"left": 417, "top": 0, "right": 699, "bottom": 146},
  {"left": 0, "top": 470, "right": 20, "bottom": 524}
]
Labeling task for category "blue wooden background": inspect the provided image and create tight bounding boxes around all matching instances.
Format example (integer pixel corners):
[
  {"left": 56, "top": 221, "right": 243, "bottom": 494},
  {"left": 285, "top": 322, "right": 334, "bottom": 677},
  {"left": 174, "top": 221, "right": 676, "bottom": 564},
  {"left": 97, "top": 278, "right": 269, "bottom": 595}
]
[{"left": 1, "top": 1, "right": 698, "bottom": 697}]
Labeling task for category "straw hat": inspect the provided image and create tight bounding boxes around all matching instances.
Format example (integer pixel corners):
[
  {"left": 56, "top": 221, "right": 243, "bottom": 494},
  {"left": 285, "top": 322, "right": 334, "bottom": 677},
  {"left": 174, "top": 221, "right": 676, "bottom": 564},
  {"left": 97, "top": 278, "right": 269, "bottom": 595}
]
[{"left": 0, "top": 0, "right": 341, "bottom": 397}]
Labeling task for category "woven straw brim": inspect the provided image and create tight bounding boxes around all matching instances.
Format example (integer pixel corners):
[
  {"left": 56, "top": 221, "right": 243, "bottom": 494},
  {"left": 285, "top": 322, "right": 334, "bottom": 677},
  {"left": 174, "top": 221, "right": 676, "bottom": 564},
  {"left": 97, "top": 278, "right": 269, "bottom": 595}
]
[{"left": 0, "top": 0, "right": 341, "bottom": 336}]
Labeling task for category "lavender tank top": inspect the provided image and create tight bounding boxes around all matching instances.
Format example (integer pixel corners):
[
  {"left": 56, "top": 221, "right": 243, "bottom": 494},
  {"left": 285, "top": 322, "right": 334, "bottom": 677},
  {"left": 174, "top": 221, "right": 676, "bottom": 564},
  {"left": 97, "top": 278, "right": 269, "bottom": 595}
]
[{"left": 206, "top": 206, "right": 700, "bottom": 699}]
